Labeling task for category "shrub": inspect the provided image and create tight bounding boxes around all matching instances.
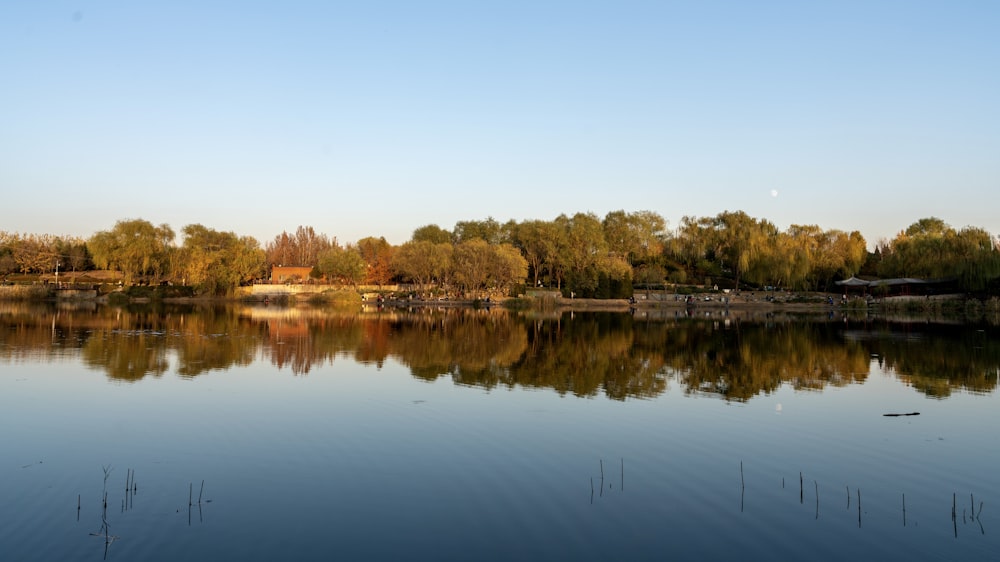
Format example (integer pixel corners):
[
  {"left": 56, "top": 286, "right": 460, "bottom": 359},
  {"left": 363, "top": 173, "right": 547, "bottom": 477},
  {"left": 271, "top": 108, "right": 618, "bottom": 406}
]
[
  {"left": 502, "top": 297, "right": 532, "bottom": 311},
  {"left": 0, "top": 285, "right": 50, "bottom": 300},
  {"left": 309, "top": 289, "right": 362, "bottom": 307},
  {"left": 107, "top": 292, "right": 130, "bottom": 306}
]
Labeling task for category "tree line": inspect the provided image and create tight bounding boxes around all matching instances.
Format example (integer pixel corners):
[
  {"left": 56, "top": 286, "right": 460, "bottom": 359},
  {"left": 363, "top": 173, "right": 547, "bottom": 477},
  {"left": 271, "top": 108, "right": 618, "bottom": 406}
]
[{"left": 1, "top": 210, "right": 999, "bottom": 296}]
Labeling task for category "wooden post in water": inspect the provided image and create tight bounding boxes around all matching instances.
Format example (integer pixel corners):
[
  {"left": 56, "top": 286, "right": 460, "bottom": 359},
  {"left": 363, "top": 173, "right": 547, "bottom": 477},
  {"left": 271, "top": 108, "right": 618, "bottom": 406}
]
[
  {"left": 953, "top": 493, "right": 958, "bottom": 538},
  {"left": 815, "top": 480, "right": 819, "bottom": 520},
  {"left": 599, "top": 459, "right": 604, "bottom": 497}
]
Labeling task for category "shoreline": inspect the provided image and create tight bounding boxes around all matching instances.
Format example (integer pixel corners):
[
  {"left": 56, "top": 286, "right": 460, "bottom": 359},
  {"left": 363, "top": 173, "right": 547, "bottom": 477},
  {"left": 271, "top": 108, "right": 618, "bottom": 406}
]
[{"left": 0, "top": 283, "right": 982, "bottom": 313}]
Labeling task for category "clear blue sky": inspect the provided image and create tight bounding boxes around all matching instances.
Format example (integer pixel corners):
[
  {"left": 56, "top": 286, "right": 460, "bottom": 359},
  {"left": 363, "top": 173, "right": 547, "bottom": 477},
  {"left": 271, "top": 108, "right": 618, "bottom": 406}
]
[{"left": 2, "top": 1, "right": 998, "bottom": 248}]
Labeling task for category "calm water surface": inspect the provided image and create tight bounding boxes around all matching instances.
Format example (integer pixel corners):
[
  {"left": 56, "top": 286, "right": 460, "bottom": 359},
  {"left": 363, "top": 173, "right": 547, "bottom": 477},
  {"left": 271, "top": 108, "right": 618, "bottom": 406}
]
[{"left": 2, "top": 303, "right": 998, "bottom": 561}]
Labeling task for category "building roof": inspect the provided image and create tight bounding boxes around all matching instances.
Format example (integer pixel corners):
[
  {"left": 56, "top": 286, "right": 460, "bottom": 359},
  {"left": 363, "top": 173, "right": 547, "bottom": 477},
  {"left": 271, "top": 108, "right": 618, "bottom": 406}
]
[{"left": 835, "top": 277, "right": 955, "bottom": 287}]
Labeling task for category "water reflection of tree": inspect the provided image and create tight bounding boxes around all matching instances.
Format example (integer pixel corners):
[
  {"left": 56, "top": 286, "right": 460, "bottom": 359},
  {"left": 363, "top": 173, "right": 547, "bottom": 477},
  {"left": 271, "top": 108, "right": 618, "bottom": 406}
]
[
  {"left": 172, "top": 307, "right": 263, "bottom": 377},
  {"left": 266, "top": 314, "right": 368, "bottom": 375},
  {"left": 508, "top": 313, "right": 665, "bottom": 399},
  {"left": 0, "top": 303, "right": 97, "bottom": 360},
  {"left": 81, "top": 329, "right": 170, "bottom": 381},
  {"left": 2, "top": 304, "right": 999, "bottom": 400},
  {"left": 653, "top": 320, "right": 871, "bottom": 402},
  {"left": 382, "top": 309, "right": 528, "bottom": 386},
  {"left": 78, "top": 307, "right": 175, "bottom": 381},
  {"left": 248, "top": 308, "right": 529, "bottom": 378},
  {"left": 78, "top": 306, "right": 261, "bottom": 380},
  {"left": 870, "top": 324, "right": 1000, "bottom": 397}
]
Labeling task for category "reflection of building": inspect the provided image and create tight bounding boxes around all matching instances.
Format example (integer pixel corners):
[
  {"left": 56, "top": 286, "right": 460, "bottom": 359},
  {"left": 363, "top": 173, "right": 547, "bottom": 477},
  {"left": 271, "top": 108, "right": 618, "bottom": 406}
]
[
  {"left": 266, "top": 318, "right": 310, "bottom": 340},
  {"left": 270, "top": 265, "right": 314, "bottom": 283}
]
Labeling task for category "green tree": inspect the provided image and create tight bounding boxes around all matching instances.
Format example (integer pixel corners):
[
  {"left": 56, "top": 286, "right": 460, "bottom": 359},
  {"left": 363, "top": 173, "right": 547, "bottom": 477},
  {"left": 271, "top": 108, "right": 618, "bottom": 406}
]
[
  {"left": 880, "top": 218, "right": 1000, "bottom": 291},
  {"left": 710, "top": 211, "right": 769, "bottom": 291},
  {"left": 489, "top": 243, "right": 529, "bottom": 296},
  {"left": 668, "top": 215, "right": 724, "bottom": 281},
  {"left": 596, "top": 254, "right": 634, "bottom": 298},
  {"left": 392, "top": 240, "right": 453, "bottom": 292},
  {"left": 453, "top": 217, "right": 513, "bottom": 245},
  {"left": 554, "top": 212, "right": 607, "bottom": 295},
  {"left": 317, "top": 244, "right": 366, "bottom": 287},
  {"left": 231, "top": 236, "right": 267, "bottom": 286},
  {"left": 905, "top": 217, "right": 949, "bottom": 238},
  {"left": 56, "top": 237, "right": 92, "bottom": 272},
  {"left": 602, "top": 210, "right": 667, "bottom": 266},
  {"left": 451, "top": 239, "right": 493, "bottom": 297},
  {"left": 179, "top": 224, "right": 265, "bottom": 294},
  {"left": 951, "top": 227, "right": 1000, "bottom": 291},
  {"left": 89, "top": 219, "right": 175, "bottom": 284},
  {"left": 756, "top": 230, "right": 807, "bottom": 289},
  {"left": 634, "top": 263, "right": 667, "bottom": 286},
  {"left": 411, "top": 224, "right": 452, "bottom": 245},
  {"left": 741, "top": 221, "right": 783, "bottom": 288},
  {"left": 512, "top": 219, "right": 561, "bottom": 288}
]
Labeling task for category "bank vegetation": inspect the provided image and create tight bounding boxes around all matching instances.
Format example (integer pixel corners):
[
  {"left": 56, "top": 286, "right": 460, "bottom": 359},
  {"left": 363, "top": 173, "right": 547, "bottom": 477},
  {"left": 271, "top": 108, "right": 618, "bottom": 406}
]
[{"left": 2, "top": 211, "right": 999, "bottom": 301}]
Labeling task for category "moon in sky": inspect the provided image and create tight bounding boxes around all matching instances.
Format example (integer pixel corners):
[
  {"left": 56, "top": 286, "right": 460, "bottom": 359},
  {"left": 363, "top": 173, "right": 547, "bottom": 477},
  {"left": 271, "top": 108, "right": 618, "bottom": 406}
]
[{"left": 770, "top": 189, "right": 779, "bottom": 198}]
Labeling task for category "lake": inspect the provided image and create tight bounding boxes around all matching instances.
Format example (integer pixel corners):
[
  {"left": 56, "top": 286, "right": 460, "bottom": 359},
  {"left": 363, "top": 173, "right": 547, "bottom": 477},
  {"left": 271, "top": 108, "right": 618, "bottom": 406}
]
[{"left": 2, "top": 302, "right": 998, "bottom": 561}]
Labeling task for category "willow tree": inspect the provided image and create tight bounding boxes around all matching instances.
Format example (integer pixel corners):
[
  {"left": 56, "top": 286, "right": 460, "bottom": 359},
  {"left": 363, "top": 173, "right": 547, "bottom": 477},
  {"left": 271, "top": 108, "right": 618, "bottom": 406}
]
[
  {"left": 879, "top": 218, "right": 1000, "bottom": 291},
  {"left": 88, "top": 219, "right": 175, "bottom": 285},
  {"left": 710, "top": 211, "right": 769, "bottom": 290},
  {"left": 317, "top": 244, "right": 366, "bottom": 287},
  {"left": 554, "top": 212, "right": 607, "bottom": 295},
  {"left": 230, "top": 236, "right": 267, "bottom": 286},
  {"left": 179, "top": 224, "right": 265, "bottom": 294},
  {"left": 451, "top": 239, "right": 493, "bottom": 297},
  {"left": 669, "top": 215, "right": 713, "bottom": 276},
  {"left": 489, "top": 243, "right": 529, "bottom": 296},
  {"left": 392, "top": 240, "right": 452, "bottom": 293},
  {"left": 831, "top": 230, "right": 867, "bottom": 280},
  {"left": 744, "top": 223, "right": 792, "bottom": 289},
  {"left": 772, "top": 230, "right": 812, "bottom": 290},
  {"left": 411, "top": 224, "right": 452, "bottom": 245},
  {"left": 951, "top": 227, "right": 1000, "bottom": 291},
  {"left": 602, "top": 210, "right": 667, "bottom": 266},
  {"left": 512, "top": 219, "right": 561, "bottom": 288},
  {"left": 452, "top": 217, "right": 513, "bottom": 245}
]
